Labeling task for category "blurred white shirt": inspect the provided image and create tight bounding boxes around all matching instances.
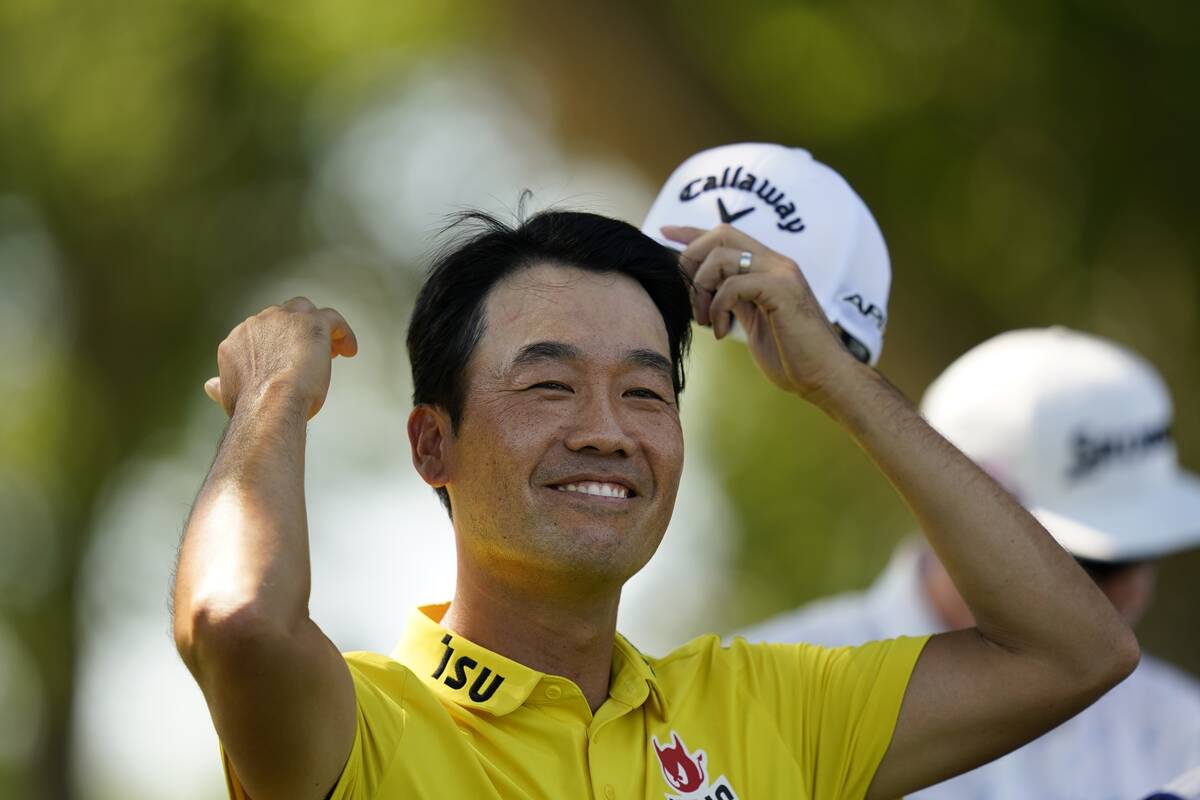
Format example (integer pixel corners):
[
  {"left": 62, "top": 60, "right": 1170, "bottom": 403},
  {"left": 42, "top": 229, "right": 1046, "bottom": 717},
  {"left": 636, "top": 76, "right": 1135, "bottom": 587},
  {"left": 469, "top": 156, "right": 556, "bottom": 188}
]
[{"left": 738, "top": 541, "right": 1200, "bottom": 800}]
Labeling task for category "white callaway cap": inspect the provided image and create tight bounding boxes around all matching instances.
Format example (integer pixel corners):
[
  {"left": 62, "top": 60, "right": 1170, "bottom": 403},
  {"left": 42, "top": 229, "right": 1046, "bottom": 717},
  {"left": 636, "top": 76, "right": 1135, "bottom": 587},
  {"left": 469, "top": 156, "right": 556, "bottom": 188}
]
[
  {"left": 641, "top": 142, "right": 891, "bottom": 366},
  {"left": 921, "top": 327, "right": 1200, "bottom": 562}
]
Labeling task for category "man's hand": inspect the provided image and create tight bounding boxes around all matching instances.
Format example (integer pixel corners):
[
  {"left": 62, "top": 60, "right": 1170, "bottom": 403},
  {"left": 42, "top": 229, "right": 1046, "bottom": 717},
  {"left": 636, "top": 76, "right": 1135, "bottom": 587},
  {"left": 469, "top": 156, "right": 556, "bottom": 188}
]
[
  {"left": 174, "top": 296, "right": 360, "bottom": 800},
  {"left": 661, "top": 224, "right": 855, "bottom": 401},
  {"left": 665, "top": 225, "right": 1137, "bottom": 797},
  {"left": 203, "top": 296, "right": 358, "bottom": 419}
]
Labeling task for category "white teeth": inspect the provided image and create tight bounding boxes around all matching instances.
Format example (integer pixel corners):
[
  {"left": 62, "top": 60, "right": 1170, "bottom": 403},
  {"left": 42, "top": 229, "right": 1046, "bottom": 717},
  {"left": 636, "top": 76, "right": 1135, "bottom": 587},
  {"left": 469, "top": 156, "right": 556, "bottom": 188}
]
[{"left": 554, "top": 481, "right": 630, "bottom": 499}]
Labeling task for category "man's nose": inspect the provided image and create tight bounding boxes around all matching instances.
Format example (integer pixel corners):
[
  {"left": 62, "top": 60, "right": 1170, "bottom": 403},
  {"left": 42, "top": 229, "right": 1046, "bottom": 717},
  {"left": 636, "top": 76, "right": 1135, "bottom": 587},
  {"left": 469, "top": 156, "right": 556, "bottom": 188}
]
[{"left": 564, "top": 391, "right": 636, "bottom": 456}]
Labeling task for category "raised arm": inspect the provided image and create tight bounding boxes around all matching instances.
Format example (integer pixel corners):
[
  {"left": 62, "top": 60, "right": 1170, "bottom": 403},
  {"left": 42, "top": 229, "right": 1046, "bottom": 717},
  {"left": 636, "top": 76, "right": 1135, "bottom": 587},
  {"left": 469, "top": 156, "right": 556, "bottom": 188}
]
[
  {"left": 663, "top": 225, "right": 1139, "bottom": 800},
  {"left": 172, "top": 297, "right": 360, "bottom": 800}
]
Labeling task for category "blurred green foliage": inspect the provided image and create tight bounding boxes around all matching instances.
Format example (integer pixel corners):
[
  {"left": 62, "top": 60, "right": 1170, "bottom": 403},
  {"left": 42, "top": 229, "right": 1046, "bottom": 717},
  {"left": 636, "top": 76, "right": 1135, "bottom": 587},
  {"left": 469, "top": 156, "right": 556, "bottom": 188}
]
[
  {"left": 1, "top": 1, "right": 477, "bottom": 795},
  {"left": 1, "top": 0, "right": 1198, "bottom": 796}
]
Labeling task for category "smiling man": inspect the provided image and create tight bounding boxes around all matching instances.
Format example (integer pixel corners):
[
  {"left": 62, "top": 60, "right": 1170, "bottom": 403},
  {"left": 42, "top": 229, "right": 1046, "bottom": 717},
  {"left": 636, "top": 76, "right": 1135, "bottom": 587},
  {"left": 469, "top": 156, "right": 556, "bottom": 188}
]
[{"left": 173, "top": 209, "right": 1138, "bottom": 800}]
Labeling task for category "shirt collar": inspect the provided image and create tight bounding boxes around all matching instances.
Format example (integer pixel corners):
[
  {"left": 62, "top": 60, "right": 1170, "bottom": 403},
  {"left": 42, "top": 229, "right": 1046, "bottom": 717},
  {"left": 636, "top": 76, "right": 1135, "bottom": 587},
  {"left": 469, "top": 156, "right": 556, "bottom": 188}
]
[
  {"left": 611, "top": 631, "right": 669, "bottom": 717},
  {"left": 393, "top": 603, "right": 667, "bottom": 717}
]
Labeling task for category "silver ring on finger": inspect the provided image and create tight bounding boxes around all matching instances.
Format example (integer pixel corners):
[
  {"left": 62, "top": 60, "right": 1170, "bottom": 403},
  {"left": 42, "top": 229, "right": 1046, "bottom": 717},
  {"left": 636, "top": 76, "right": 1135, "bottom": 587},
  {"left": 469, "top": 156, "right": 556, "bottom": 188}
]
[{"left": 737, "top": 251, "right": 753, "bottom": 274}]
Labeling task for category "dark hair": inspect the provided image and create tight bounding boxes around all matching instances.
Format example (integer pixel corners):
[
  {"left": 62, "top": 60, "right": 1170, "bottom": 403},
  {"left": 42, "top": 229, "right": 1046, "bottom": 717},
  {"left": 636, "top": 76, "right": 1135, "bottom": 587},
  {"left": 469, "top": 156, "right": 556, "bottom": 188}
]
[
  {"left": 407, "top": 206, "right": 694, "bottom": 513},
  {"left": 1075, "top": 556, "right": 1145, "bottom": 583}
]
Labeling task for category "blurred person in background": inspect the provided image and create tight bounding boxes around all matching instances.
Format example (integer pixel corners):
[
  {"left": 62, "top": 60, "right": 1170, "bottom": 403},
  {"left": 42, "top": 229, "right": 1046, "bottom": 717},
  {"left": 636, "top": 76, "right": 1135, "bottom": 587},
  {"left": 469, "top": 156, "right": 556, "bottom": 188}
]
[
  {"left": 742, "top": 327, "right": 1200, "bottom": 800},
  {"left": 171, "top": 167, "right": 1137, "bottom": 799}
]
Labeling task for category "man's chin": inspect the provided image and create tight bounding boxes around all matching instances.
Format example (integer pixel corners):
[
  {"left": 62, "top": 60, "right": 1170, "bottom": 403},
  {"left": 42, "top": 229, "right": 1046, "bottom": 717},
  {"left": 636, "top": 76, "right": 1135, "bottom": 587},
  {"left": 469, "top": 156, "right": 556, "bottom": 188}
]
[{"left": 547, "top": 517, "right": 665, "bottom": 577}]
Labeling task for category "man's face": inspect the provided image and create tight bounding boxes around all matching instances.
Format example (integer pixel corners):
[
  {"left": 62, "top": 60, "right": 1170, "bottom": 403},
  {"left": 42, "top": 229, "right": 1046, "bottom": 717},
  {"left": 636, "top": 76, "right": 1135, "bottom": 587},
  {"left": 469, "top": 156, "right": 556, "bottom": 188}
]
[{"left": 444, "top": 263, "right": 685, "bottom": 589}]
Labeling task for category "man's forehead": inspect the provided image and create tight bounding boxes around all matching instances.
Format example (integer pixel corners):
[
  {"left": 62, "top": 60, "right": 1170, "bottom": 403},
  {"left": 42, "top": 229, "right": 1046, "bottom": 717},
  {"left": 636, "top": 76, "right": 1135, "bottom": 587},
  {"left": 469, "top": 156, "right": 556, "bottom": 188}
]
[{"left": 482, "top": 264, "right": 671, "bottom": 356}]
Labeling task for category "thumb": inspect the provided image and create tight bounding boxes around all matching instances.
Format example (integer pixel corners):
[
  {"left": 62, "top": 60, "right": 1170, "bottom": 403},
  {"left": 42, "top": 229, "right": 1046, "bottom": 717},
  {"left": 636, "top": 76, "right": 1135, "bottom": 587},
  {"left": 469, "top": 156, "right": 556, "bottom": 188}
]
[{"left": 204, "top": 377, "right": 222, "bottom": 406}]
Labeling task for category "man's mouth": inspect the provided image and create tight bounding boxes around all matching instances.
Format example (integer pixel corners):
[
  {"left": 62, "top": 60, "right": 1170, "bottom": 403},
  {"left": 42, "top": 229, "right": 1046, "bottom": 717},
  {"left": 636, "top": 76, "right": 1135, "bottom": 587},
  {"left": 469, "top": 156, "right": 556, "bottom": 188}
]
[{"left": 551, "top": 481, "right": 633, "bottom": 499}]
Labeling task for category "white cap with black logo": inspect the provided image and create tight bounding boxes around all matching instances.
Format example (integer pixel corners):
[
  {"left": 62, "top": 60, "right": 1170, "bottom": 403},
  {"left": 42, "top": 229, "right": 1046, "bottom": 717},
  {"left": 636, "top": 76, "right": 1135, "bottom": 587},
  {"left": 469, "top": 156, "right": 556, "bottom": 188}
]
[
  {"left": 641, "top": 142, "right": 891, "bottom": 366},
  {"left": 921, "top": 327, "right": 1200, "bottom": 562}
]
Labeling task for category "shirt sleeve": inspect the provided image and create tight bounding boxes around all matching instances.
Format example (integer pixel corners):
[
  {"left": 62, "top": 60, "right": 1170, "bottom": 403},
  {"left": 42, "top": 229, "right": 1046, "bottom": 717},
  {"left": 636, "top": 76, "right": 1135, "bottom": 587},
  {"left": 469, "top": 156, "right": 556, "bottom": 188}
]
[
  {"left": 729, "top": 634, "right": 930, "bottom": 800},
  {"left": 220, "top": 652, "right": 409, "bottom": 800}
]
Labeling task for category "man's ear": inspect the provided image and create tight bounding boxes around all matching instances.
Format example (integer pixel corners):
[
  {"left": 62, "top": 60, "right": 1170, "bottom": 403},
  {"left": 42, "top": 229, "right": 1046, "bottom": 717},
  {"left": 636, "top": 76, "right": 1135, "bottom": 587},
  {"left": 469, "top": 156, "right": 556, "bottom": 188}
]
[{"left": 408, "top": 405, "right": 453, "bottom": 488}]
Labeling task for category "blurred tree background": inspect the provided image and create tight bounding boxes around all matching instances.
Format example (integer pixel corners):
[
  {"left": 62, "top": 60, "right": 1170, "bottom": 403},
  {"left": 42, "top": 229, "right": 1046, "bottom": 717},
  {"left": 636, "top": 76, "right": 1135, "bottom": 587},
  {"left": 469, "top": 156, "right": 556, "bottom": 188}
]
[{"left": 1, "top": 0, "right": 1197, "bottom": 796}]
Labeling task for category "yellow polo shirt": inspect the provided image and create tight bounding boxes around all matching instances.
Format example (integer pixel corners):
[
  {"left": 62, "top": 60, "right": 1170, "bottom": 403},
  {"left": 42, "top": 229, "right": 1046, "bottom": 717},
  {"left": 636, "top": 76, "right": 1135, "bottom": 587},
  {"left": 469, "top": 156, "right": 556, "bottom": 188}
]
[{"left": 224, "top": 604, "right": 928, "bottom": 799}]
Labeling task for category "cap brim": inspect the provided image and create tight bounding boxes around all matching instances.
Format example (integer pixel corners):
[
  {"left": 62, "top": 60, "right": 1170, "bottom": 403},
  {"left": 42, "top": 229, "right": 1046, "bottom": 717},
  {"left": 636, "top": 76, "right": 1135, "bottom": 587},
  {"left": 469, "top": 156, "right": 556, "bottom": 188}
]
[{"left": 1030, "top": 470, "right": 1200, "bottom": 561}]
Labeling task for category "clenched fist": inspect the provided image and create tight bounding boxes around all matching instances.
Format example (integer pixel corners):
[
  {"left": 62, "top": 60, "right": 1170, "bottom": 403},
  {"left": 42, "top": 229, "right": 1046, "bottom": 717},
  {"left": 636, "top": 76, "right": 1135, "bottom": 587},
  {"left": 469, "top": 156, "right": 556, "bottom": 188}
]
[{"left": 204, "top": 297, "right": 358, "bottom": 419}]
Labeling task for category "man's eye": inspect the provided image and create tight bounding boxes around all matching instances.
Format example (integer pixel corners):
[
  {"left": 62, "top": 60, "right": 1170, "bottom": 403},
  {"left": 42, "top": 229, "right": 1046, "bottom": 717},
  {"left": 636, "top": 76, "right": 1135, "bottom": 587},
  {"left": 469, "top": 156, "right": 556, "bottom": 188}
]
[
  {"left": 626, "top": 388, "right": 666, "bottom": 401},
  {"left": 531, "top": 381, "right": 573, "bottom": 392}
]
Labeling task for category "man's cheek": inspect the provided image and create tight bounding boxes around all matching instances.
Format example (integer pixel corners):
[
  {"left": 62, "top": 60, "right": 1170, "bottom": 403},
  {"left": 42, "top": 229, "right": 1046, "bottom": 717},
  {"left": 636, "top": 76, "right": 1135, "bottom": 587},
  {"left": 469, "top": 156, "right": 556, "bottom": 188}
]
[{"left": 651, "top": 431, "right": 685, "bottom": 482}]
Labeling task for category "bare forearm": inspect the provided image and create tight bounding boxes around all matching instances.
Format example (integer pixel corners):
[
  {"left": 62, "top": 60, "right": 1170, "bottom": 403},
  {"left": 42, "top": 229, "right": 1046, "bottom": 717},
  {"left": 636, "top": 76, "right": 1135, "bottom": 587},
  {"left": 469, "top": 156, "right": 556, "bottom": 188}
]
[
  {"left": 167, "top": 299, "right": 359, "bottom": 799},
  {"left": 666, "top": 221, "right": 1136, "bottom": 798},
  {"left": 174, "top": 383, "right": 312, "bottom": 654},
  {"left": 813, "top": 359, "right": 1133, "bottom": 662}
]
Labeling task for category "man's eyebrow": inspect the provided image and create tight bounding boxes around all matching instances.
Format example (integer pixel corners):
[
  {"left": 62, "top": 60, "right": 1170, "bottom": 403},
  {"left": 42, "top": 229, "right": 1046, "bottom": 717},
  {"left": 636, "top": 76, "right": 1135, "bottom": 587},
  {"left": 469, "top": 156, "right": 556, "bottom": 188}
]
[
  {"left": 509, "top": 341, "right": 582, "bottom": 369},
  {"left": 625, "top": 348, "right": 673, "bottom": 377},
  {"left": 507, "top": 341, "right": 672, "bottom": 379}
]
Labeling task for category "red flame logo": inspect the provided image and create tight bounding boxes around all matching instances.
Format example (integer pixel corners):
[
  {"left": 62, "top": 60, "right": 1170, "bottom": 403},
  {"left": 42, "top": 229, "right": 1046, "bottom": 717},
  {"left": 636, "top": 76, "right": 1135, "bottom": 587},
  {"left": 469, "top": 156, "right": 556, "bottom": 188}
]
[{"left": 652, "top": 732, "right": 706, "bottom": 794}]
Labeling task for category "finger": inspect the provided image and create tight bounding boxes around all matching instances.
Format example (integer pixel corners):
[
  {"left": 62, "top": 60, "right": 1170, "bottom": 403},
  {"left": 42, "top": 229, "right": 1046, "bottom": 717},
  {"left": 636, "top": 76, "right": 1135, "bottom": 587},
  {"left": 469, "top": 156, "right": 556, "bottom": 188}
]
[
  {"left": 660, "top": 225, "right": 707, "bottom": 246},
  {"left": 675, "top": 245, "right": 704, "bottom": 282},
  {"left": 677, "top": 224, "right": 760, "bottom": 271},
  {"left": 692, "top": 247, "right": 755, "bottom": 327},
  {"left": 692, "top": 247, "right": 748, "bottom": 293},
  {"left": 733, "top": 299, "right": 758, "bottom": 329},
  {"left": 662, "top": 226, "right": 730, "bottom": 281},
  {"left": 692, "top": 285, "right": 714, "bottom": 327},
  {"left": 709, "top": 274, "right": 772, "bottom": 339},
  {"left": 318, "top": 308, "right": 358, "bottom": 358},
  {"left": 284, "top": 296, "right": 317, "bottom": 312},
  {"left": 204, "top": 377, "right": 222, "bottom": 406}
]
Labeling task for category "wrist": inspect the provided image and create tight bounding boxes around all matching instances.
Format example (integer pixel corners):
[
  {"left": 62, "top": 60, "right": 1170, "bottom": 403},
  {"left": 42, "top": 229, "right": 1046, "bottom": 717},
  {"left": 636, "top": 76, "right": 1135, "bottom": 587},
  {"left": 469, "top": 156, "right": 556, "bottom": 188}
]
[
  {"left": 804, "top": 354, "right": 888, "bottom": 424},
  {"left": 234, "top": 378, "right": 310, "bottom": 423}
]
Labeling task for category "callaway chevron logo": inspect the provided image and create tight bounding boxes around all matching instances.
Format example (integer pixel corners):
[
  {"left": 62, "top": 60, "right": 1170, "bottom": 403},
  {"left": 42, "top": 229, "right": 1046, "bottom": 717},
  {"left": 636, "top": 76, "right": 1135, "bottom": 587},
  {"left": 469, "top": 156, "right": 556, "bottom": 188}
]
[
  {"left": 678, "top": 165, "right": 806, "bottom": 233},
  {"left": 717, "top": 198, "right": 754, "bottom": 224}
]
